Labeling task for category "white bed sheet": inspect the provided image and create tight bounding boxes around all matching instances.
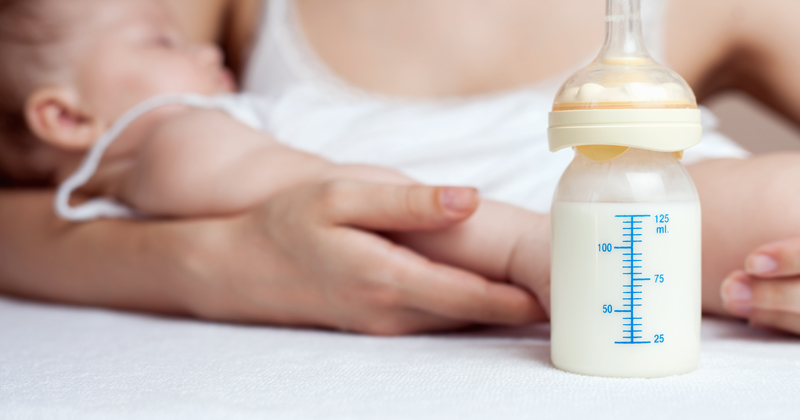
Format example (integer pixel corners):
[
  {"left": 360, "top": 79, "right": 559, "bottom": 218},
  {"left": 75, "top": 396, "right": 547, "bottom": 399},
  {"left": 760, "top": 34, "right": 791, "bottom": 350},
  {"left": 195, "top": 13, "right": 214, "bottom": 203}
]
[{"left": 1, "top": 296, "right": 799, "bottom": 420}]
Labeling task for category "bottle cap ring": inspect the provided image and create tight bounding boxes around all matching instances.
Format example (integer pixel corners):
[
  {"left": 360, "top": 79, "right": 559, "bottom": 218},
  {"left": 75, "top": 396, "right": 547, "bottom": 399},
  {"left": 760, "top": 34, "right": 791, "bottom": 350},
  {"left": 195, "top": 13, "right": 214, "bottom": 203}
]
[{"left": 548, "top": 108, "right": 702, "bottom": 153}]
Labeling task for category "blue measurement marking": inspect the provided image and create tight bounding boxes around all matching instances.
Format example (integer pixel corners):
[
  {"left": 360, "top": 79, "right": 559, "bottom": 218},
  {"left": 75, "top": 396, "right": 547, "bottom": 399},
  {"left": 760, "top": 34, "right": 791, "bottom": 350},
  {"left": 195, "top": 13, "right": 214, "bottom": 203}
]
[{"left": 614, "top": 214, "right": 652, "bottom": 344}]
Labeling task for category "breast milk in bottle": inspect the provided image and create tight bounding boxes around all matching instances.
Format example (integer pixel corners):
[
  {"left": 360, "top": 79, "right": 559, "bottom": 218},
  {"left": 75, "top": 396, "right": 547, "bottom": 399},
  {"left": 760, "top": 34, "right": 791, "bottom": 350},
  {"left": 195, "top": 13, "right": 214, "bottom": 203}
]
[{"left": 547, "top": 0, "right": 702, "bottom": 378}]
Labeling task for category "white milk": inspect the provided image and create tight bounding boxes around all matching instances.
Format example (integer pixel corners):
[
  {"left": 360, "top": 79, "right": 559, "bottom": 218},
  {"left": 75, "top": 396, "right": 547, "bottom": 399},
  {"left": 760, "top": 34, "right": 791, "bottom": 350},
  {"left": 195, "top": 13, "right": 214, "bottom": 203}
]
[{"left": 550, "top": 201, "right": 701, "bottom": 378}]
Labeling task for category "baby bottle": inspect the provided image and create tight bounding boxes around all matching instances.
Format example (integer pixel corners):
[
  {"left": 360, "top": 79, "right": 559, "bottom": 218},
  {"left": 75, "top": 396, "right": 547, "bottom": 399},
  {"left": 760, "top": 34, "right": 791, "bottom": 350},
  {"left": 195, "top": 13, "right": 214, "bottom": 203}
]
[{"left": 548, "top": 0, "right": 702, "bottom": 378}]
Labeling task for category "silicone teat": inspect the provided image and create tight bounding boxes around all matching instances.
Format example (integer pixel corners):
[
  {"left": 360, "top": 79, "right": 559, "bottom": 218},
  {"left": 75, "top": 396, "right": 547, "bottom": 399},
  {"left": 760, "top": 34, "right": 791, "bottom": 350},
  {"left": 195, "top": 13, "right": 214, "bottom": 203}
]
[
  {"left": 552, "top": 0, "right": 697, "bottom": 112},
  {"left": 554, "top": 0, "right": 697, "bottom": 161}
]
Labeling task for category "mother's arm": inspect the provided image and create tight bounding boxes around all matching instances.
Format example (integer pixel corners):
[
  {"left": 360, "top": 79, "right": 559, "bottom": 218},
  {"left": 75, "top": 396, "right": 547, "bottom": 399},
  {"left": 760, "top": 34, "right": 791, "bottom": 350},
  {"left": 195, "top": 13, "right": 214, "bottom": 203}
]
[
  {"left": 0, "top": 190, "right": 187, "bottom": 314},
  {"left": 670, "top": 0, "right": 800, "bottom": 125},
  {"left": 0, "top": 183, "right": 543, "bottom": 335},
  {"left": 669, "top": 0, "right": 800, "bottom": 334}
]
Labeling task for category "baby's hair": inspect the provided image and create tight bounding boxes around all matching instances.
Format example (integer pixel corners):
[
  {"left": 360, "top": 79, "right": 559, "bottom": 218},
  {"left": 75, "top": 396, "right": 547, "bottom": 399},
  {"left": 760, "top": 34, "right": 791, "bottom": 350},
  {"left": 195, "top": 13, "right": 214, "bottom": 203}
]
[
  {"left": 0, "top": 0, "right": 48, "bottom": 114},
  {"left": 0, "top": 0, "right": 60, "bottom": 185}
]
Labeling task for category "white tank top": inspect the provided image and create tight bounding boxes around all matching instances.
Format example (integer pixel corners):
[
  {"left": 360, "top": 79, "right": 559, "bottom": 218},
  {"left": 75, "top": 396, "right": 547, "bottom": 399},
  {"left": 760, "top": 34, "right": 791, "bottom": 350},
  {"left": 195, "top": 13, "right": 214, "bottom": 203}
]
[{"left": 243, "top": 0, "right": 748, "bottom": 213}]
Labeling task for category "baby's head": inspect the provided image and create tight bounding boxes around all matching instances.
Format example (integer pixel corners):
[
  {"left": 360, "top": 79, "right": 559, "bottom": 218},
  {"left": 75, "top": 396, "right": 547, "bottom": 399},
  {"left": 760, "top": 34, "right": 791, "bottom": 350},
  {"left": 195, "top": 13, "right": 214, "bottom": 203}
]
[{"left": 0, "top": 0, "right": 234, "bottom": 183}]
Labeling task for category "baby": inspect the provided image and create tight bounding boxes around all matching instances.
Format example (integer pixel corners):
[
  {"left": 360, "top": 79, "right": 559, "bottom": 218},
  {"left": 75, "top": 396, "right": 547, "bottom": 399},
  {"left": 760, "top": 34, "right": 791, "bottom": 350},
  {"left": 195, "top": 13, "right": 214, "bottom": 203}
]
[{"left": 0, "top": 0, "right": 550, "bottom": 313}]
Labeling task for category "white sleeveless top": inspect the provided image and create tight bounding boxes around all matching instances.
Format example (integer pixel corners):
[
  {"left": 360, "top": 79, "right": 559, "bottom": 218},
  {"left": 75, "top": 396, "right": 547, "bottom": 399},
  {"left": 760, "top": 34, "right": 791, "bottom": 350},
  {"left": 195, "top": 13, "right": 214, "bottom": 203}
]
[{"left": 243, "top": 0, "right": 749, "bottom": 213}]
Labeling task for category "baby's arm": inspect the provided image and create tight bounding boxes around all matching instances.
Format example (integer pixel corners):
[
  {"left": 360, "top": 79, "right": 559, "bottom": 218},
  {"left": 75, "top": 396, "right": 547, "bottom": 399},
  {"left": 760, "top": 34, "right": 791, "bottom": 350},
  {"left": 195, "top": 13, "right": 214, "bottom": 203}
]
[
  {"left": 122, "top": 109, "right": 552, "bottom": 312},
  {"left": 122, "top": 109, "right": 410, "bottom": 217}
]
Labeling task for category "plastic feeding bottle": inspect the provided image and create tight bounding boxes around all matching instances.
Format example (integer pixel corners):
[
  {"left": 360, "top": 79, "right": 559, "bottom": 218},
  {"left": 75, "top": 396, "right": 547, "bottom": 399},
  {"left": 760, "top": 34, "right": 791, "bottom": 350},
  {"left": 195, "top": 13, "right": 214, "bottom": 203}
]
[{"left": 548, "top": 0, "right": 702, "bottom": 378}]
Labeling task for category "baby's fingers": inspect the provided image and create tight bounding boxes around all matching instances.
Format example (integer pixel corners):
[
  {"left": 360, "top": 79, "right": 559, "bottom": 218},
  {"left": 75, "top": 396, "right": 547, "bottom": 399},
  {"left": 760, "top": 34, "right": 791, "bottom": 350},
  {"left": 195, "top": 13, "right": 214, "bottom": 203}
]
[
  {"left": 721, "top": 270, "right": 800, "bottom": 335},
  {"left": 744, "top": 237, "right": 800, "bottom": 278},
  {"left": 748, "top": 310, "right": 800, "bottom": 336}
]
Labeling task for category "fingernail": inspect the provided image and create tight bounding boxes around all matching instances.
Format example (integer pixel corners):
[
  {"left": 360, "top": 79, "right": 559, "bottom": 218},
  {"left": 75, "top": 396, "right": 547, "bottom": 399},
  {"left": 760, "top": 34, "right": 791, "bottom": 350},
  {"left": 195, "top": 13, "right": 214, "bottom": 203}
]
[
  {"left": 746, "top": 254, "right": 777, "bottom": 275},
  {"left": 440, "top": 187, "right": 478, "bottom": 212},
  {"left": 721, "top": 275, "right": 753, "bottom": 316}
]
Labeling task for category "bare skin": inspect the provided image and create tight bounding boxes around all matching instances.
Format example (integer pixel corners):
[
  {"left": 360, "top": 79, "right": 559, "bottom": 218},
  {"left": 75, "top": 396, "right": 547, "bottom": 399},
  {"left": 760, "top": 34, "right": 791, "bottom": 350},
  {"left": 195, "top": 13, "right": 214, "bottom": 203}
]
[
  {"left": 2, "top": 0, "right": 800, "bottom": 334},
  {"left": 0, "top": 184, "right": 543, "bottom": 335},
  {"left": 166, "top": 0, "right": 800, "bottom": 329}
]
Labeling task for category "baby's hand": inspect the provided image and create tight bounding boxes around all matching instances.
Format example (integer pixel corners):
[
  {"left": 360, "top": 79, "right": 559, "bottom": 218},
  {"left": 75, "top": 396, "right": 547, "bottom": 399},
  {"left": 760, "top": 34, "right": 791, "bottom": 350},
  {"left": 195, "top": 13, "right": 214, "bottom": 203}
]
[
  {"left": 721, "top": 237, "right": 800, "bottom": 335},
  {"left": 508, "top": 216, "right": 552, "bottom": 317}
]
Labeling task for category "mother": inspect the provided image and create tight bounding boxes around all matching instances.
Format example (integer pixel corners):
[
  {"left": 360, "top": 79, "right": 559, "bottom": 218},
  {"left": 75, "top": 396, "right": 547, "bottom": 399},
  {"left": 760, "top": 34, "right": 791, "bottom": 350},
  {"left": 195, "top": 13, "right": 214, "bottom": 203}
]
[{"left": 2, "top": 0, "right": 800, "bottom": 335}]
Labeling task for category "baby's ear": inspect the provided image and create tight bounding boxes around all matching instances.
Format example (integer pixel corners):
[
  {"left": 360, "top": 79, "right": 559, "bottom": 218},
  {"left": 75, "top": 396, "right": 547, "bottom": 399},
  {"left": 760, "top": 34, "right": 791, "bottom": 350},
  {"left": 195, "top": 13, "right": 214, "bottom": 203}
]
[{"left": 24, "top": 87, "right": 105, "bottom": 151}]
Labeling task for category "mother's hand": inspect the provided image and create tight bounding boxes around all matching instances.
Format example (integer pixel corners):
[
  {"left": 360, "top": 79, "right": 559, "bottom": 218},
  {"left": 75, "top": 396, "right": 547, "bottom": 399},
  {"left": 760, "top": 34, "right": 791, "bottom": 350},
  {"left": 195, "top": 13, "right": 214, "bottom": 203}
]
[
  {"left": 178, "top": 181, "right": 545, "bottom": 335},
  {"left": 721, "top": 237, "right": 800, "bottom": 335}
]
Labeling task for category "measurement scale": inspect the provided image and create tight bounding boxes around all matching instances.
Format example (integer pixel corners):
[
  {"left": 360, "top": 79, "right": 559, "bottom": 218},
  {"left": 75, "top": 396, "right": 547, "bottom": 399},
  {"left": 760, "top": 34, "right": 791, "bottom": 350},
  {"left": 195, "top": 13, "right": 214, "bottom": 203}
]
[{"left": 614, "top": 214, "right": 650, "bottom": 345}]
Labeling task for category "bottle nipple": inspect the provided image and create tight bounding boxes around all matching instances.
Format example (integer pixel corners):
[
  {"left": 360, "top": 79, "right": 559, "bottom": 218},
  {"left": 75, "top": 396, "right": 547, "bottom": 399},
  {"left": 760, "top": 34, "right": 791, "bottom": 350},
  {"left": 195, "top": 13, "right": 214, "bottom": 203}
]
[
  {"left": 548, "top": 0, "right": 701, "bottom": 161},
  {"left": 553, "top": 0, "right": 696, "bottom": 112}
]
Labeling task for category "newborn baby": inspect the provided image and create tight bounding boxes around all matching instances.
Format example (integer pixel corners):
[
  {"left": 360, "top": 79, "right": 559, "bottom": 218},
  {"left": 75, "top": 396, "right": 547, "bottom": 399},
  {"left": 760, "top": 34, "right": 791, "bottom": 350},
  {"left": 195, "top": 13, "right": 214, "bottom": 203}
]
[{"left": 0, "top": 0, "right": 550, "bottom": 313}]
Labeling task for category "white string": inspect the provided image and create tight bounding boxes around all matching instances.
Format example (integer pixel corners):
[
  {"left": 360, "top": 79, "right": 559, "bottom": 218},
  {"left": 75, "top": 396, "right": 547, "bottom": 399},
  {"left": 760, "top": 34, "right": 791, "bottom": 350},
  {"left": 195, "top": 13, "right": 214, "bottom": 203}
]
[{"left": 54, "top": 94, "right": 219, "bottom": 221}]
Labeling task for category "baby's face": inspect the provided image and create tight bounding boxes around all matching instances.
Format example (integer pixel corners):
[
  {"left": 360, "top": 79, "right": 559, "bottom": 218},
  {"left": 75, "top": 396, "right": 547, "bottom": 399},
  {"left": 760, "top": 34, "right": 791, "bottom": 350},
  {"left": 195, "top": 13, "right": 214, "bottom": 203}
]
[{"left": 64, "top": 0, "right": 235, "bottom": 123}]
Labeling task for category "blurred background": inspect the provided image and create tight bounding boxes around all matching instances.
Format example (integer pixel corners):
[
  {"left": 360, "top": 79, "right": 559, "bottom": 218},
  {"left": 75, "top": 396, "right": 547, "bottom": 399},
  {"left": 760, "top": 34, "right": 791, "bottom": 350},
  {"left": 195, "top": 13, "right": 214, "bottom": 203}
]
[{"left": 708, "top": 92, "right": 800, "bottom": 153}]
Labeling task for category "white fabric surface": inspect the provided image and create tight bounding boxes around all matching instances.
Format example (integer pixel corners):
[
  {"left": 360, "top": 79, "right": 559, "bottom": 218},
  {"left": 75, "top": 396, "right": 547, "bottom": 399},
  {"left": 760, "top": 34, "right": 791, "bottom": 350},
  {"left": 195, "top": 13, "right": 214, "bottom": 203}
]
[{"left": 1, "top": 296, "right": 798, "bottom": 419}]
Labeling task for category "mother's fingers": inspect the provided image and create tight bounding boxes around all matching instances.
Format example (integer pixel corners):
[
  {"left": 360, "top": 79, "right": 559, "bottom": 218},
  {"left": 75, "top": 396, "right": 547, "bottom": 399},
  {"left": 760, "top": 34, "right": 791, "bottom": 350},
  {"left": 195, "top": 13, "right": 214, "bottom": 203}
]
[
  {"left": 749, "top": 310, "right": 800, "bottom": 336},
  {"left": 401, "top": 262, "right": 547, "bottom": 325},
  {"left": 331, "top": 226, "right": 547, "bottom": 326},
  {"left": 720, "top": 270, "right": 755, "bottom": 317},
  {"left": 744, "top": 237, "right": 800, "bottom": 278},
  {"left": 721, "top": 270, "right": 800, "bottom": 335},
  {"left": 377, "top": 241, "right": 547, "bottom": 325},
  {"left": 348, "top": 308, "right": 472, "bottom": 336},
  {"left": 316, "top": 181, "right": 480, "bottom": 231},
  {"left": 721, "top": 270, "right": 800, "bottom": 315}
]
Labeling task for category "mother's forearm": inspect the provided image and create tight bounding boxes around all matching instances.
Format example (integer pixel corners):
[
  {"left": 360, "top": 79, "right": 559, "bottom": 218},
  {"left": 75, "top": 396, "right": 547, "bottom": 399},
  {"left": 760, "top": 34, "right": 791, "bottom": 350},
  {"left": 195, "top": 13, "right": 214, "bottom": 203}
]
[
  {"left": 0, "top": 189, "right": 193, "bottom": 314},
  {"left": 0, "top": 182, "right": 547, "bottom": 333}
]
